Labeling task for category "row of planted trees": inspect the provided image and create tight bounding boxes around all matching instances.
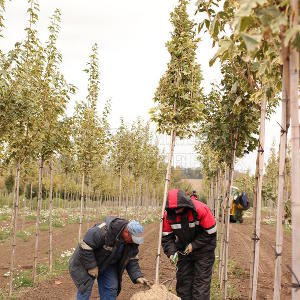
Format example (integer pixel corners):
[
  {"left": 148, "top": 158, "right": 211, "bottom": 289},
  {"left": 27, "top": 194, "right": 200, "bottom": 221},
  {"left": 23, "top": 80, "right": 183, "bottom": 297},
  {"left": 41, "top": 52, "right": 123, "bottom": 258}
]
[
  {"left": 146, "top": 0, "right": 299, "bottom": 299},
  {"left": 0, "top": 0, "right": 167, "bottom": 295},
  {"left": 195, "top": 0, "right": 299, "bottom": 299}
]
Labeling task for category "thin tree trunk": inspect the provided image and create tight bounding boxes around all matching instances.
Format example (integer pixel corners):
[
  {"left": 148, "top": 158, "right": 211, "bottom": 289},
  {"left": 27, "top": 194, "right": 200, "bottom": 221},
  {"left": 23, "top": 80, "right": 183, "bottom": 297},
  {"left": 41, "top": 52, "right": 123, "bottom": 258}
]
[
  {"left": 86, "top": 170, "right": 91, "bottom": 229},
  {"left": 30, "top": 182, "right": 33, "bottom": 211},
  {"left": 125, "top": 168, "right": 130, "bottom": 218},
  {"left": 155, "top": 129, "right": 176, "bottom": 284},
  {"left": 64, "top": 174, "right": 67, "bottom": 210},
  {"left": 216, "top": 168, "right": 222, "bottom": 224},
  {"left": 137, "top": 176, "right": 142, "bottom": 219},
  {"left": 21, "top": 182, "right": 27, "bottom": 231},
  {"left": 219, "top": 166, "right": 227, "bottom": 284},
  {"left": 49, "top": 159, "right": 54, "bottom": 272},
  {"left": 212, "top": 177, "right": 216, "bottom": 215},
  {"left": 249, "top": 95, "right": 267, "bottom": 300},
  {"left": 223, "top": 134, "right": 238, "bottom": 298},
  {"left": 134, "top": 176, "right": 137, "bottom": 208},
  {"left": 210, "top": 178, "right": 214, "bottom": 211},
  {"left": 78, "top": 171, "right": 85, "bottom": 242},
  {"left": 289, "top": 2, "right": 300, "bottom": 298},
  {"left": 9, "top": 160, "right": 21, "bottom": 296},
  {"left": 33, "top": 156, "right": 44, "bottom": 285},
  {"left": 118, "top": 167, "right": 122, "bottom": 216},
  {"left": 273, "top": 36, "right": 290, "bottom": 300}
]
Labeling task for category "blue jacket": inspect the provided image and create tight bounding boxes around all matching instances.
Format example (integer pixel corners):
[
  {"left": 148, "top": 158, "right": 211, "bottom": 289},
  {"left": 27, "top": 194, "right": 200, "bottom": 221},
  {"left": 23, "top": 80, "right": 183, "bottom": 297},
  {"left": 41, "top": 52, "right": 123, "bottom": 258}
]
[{"left": 69, "top": 217, "right": 142, "bottom": 295}]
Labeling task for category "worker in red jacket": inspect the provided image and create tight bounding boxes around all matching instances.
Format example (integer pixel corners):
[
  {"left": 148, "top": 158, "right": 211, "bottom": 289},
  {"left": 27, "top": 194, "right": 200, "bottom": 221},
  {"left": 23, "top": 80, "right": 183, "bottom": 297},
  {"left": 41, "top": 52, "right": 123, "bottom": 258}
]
[{"left": 162, "top": 189, "right": 216, "bottom": 300}]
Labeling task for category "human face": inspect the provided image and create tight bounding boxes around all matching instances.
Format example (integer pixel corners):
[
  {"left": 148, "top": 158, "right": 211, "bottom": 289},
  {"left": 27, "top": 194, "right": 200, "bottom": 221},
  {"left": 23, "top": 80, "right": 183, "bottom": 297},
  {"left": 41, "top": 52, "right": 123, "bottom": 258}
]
[{"left": 122, "top": 226, "right": 133, "bottom": 243}]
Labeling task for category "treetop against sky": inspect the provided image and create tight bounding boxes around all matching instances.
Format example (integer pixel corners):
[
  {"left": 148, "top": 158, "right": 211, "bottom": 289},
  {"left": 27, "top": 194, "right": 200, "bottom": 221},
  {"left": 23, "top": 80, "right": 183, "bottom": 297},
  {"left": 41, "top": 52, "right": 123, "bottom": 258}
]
[{"left": 1, "top": 0, "right": 281, "bottom": 172}]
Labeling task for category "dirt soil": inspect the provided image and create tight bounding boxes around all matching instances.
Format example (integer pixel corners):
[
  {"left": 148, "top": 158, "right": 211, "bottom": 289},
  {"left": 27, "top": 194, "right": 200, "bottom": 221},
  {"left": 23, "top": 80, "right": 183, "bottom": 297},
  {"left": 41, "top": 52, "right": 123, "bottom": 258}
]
[
  {"left": 0, "top": 220, "right": 292, "bottom": 299},
  {"left": 130, "top": 284, "right": 179, "bottom": 300},
  {"left": 228, "top": 221, "right": 292, "bottom": 300}
]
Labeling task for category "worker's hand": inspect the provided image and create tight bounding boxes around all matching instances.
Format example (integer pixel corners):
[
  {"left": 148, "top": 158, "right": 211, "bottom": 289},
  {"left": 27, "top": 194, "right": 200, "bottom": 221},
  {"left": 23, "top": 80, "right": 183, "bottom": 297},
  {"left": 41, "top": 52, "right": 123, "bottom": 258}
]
[
  {"left": 88, "top": 266, "right": 98, "bottom": 278},
  {"left": 184, "top": 243, "right": 193, "bottom": 255},
  {"left": 169, "top": 252, "right": 178, "bottom": 265},
  {"left": 136, "top": 277, "right": 150, "bottom": 286}
]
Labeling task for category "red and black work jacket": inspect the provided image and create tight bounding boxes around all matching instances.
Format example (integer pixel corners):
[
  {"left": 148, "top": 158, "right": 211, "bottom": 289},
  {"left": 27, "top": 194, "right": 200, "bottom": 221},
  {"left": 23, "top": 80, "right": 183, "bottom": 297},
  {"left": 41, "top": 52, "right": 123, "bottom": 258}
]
[{"left": 162, "top": 189, "right": 216, "bottom": 257}]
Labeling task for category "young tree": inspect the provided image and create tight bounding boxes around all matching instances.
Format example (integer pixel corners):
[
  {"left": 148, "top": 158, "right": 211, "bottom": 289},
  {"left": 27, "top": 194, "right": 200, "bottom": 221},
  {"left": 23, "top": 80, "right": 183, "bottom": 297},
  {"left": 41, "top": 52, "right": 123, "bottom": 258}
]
[
  {"left": 150, "top": 0, "right": 203, "bottom": 284},
  {"left": 4, "top": 1, "right": 43, "bottom": 293},
  {"left": 32, "top": 8, "right": 73, "bottom": 282},
  {"left": 74, "top": 43, "right": 109, "bottom": 240}
]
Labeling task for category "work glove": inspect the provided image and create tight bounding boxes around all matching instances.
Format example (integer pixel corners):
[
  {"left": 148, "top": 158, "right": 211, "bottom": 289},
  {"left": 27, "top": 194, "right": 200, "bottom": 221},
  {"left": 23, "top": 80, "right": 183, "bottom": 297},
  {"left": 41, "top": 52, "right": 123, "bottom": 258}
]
[
  {"left": 169, "top": 252, "right": 178, "bottom": 265},
  {"left": 88, "top": 266, "right": 99, "bottom": 278},
  {"left": 184, "top": 243, "right": 193, "bottom": 255},
  {"left": 136, "top": 277, "right": 150, "bottom": 286}
]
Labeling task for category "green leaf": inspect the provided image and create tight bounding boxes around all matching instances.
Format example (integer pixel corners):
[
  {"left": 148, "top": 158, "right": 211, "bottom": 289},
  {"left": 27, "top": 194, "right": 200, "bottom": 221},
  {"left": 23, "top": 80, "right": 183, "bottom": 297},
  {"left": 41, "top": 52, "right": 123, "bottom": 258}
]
[
  {"left": 241, "top": 33, "right": 261, "bottom": 52},
  {"left": 209, "top": 39, "right": 233, "bottom": 66},
  {"left": 231, "top": 82, "right": 238, "bottom": 94},
  {"left": 209, "top": 16, "right": 219, "bottom": 38},
  {"left": 284, "top": 25, "right": 300, "bottom": 48},
  {"left": 237, "top": 0, "right": 268, "bottom": 17},
  {"left": 239, "top": 16, "right": 251, "bottom": 32}
]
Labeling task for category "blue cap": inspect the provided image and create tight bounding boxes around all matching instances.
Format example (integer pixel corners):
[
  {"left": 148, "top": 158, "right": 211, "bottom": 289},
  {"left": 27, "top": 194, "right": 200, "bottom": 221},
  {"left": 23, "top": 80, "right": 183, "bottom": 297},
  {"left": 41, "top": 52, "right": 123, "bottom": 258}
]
[{"left": 127, "top": 220, "right": 144, "bottom": 245}]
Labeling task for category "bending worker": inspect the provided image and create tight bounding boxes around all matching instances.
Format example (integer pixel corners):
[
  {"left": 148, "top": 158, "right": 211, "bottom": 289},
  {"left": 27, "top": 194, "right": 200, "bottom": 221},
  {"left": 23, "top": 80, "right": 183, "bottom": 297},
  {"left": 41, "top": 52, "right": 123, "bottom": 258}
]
[
  {"left": 162, "top": 189, "right": 216, "bottom": 300},
  {"left": 69, "top": 217, "right": 148, "bottom": 300}
]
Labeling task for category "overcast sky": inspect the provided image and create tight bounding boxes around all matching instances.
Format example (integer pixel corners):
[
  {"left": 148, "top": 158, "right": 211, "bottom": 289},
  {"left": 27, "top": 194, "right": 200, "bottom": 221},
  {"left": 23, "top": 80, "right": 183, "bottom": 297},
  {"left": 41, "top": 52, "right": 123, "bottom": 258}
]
[{"left": 1, "top": 0, "right": 282, "bottom": 173}]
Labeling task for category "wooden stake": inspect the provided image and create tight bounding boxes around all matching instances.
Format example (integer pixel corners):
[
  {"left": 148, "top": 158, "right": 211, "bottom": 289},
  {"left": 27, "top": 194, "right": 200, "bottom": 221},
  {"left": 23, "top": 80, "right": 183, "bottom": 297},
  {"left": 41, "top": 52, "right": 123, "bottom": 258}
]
[
  {"left": 155, "top": 129, "right": 176, "bottom": 284},
  {"left": 249, "top": 95, "right": 267, "bottom": 300},
  {"left": 49, "top": 159, "right": 53, "bottom": 272},
  {"left": 21, "top": 182, "right": 27, "bottom": 231},
  {"left": 273, "top": 36, "right": 290, "bottom": 300},
  {"left": 118, "top": 167, "right": 122, "bottom": 217},
  {"left": 33, "top": 156, "right": 44, "bottom": 284},
  {"left": 219, "top": 166, "right": 227, "bottom": 284},
  {"left": 78, "top": 171, "right": 85, "bottom": 242},
  {"left": 125, "top": 168, "right": 130, "bottom": 218},
  {"left": 9, "top": 160, "right": 21, "bottom": 296},
  {"left": 289, "top": 1, "right": 300, "bottom": 298},
  {"left": 223, "top": 135, "right": 238, "bottom": 298}
]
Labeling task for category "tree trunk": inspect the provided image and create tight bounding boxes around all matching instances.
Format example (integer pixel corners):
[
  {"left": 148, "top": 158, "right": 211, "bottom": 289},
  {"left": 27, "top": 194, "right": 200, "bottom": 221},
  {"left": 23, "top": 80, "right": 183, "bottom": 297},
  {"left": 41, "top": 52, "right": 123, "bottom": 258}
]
[
  {"left": 249, "top": 95, "right": 267, "bottom": 300},
  {"left": 30, "top": 182, "right": 33, "bottom": 211},
  {"left": 64, "top": 174, "right": 67, "bottom": 210},
  {"left": 125, "top": 168, "right": 130, "bottom": 218},
  {"left": 289, "top": 2, "right": 300, "bottom": 298},
  {"left": 33, "top": 156, "right": 44, "bottom": 285},
  {"left": 49, "top": 159, "right": 54, "bottom": 272},
  {"left": 9, "top": 160, "right": 21, "bottom": 296},
  {"left": 210, "top": 178, "right": 214, "bottom": 211},
  {"left": 134, "top": 176, "right": 137, "bottom": 208},
  {"left": 86, "top": 170, "right": 91, "bottom": 229},
  {"left": 118, "top": 167, "right": 122, "bottom": 216},
  {"left": 155, "top": 129, "right": 176, "bottom": 284},
  {"left": 216, "top": 168, "right": 222, "bottom": 224},
  {"left": 137, "top": 176, "right": 142, "bottom": 219},
  {"left": 273, "top": 36, "right": 290, "bottom": 300},
  {"left": 223, "top": 134, "right": 238, "bottom": 298},
  {"left": 219, "top": 166, "right": 227, "bottom": 284},
  {"left": 21, "top": 182, "right": 27, "bottom": 231},
  {"left": 78, "top": 171, "right": 85, "bottom": 242}
]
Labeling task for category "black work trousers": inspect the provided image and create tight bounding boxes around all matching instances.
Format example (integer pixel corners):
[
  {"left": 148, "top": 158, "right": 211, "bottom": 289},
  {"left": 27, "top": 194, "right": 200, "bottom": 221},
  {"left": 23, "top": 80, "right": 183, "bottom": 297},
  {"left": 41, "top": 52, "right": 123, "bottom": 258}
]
[{"left": 176, "top": 251, "right": 215, "bottom": 300}]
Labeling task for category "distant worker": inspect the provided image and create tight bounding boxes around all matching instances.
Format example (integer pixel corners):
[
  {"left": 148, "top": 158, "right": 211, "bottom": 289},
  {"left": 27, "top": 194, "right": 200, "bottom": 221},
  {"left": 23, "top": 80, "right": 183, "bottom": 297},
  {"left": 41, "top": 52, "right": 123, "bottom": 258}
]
[
  {"left": 230, "top": 191, "right": 250, "bottom": 223},
  {"left": 162, "top": 189, "right": 216, "bottom": 300},
  {"left": 69, "top": 217, "right": 149, "bottom": 300},
  {"left": 190, "top": 190, "right": 198, "bottom": 201}
]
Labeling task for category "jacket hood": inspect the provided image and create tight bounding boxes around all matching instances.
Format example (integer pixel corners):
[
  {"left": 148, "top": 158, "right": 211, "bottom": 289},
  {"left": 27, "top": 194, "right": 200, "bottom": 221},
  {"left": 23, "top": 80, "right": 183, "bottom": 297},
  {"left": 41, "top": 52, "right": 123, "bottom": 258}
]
[
  {"left": 165, "top": 189, "right": 198, "bottom": 222},
  {"left": 166, "top": 189, "right": 196, "bottom": 211},
  {"left": 105, "top": 216, "right": 129, "bottom": 246}
]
